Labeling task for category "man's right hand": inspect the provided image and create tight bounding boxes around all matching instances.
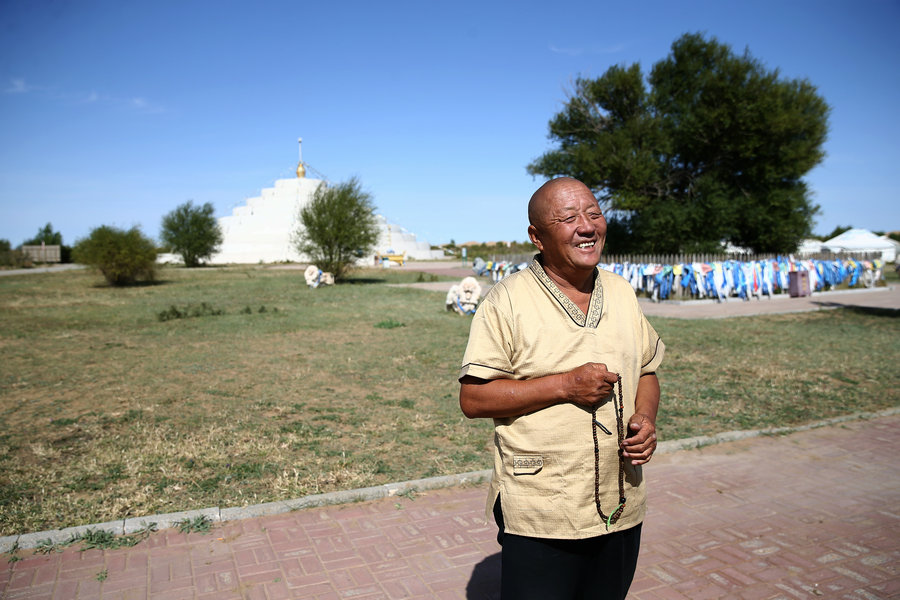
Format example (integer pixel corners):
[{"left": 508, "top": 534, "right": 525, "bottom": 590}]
[
  {"left": 460, "top": 363, "right": 619, "bottom": 419},
  {"left": 564, "top": 363, "right": 620, "bottom": 408}
]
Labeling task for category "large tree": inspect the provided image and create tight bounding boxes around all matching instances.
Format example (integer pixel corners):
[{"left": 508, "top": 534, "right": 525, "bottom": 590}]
[
  {"left": 528, "top": 33, "right": 830, "bottom": 254},
  {"left": 293, "top": 177, "right": 380, "bottom": 281},
  {"left": 160, "top": 201, "right": 223, "bottom": 267}
]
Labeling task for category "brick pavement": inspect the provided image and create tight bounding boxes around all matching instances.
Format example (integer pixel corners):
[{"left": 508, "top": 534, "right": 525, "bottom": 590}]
[{"left": 2, "top": 414, "right": 897, "bottom": 599}]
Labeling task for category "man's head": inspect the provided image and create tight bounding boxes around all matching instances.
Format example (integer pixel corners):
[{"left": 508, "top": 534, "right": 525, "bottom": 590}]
[{"left": 528, "top": 177, "right": 606, "bottom": 283}]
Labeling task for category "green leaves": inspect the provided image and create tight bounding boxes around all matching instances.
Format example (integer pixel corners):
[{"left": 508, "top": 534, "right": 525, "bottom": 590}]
[
  {"left": 529, "top": 32, "right": 830, "bottom": 254},
  {"left": 160, "top": 201, "right": 223, "bottom": 268},
  {"left": 294, "top": 177, "right": 379, "bottom": 281},
  {"left": 23, "top": 222, "right": 63, "bottom": 246},
  {"left": 72, "top": 225, "right": 158, "bottom": 286}
]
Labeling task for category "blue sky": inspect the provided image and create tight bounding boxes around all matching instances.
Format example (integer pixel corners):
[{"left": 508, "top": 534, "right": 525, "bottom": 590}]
[{"left": 1, "top": 0, "right": 898, "bottom": 249}]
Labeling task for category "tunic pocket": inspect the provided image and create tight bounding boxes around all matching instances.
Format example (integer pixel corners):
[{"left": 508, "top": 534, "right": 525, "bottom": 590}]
[
  {"left": 512, "top": 454, "right": 543, "bottom": 475},
  {"left": 499, "top": 458, "right": 563, "bottom": 536}
]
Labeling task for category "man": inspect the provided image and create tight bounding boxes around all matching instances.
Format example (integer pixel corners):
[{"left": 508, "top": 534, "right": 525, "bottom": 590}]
[{"left": 459, "top": 177, "right": 664, "bottom": 599}]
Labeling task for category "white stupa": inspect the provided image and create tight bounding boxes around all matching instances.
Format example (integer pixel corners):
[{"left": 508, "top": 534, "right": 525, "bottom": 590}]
[{"left": 208, "top": 140, "right": 442, "bottom": 265}]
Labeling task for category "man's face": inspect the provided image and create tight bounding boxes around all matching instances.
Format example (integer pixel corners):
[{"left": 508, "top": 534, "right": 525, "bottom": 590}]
[{"left": 529, "top": 181, "right": 606, "bottom": 276}]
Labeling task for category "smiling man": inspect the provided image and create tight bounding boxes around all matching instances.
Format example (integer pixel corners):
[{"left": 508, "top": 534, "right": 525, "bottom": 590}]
[{"left": 459, "top": 177, "right": 665, "bottom": 599}]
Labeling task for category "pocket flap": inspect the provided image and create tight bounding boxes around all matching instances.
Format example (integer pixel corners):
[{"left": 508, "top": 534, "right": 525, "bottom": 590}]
[{"left": 513, "top": 454, "right": 543, "bottom": 475}]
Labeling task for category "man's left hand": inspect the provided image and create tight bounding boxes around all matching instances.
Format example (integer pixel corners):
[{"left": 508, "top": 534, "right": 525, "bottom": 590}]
[{"left": 621, "top": 414, "right": 657, "bottom": 465}]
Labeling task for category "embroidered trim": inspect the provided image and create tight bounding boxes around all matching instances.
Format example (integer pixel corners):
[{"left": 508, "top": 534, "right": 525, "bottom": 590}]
[
  {"left": 529, "top": 256, "right": 603, "bottom": 328},
  {"left": 513, "top": 454, "right": 544, "bottom": 475}
]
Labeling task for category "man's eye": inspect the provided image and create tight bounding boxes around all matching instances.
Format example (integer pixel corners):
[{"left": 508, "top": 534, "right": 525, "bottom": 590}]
[{"left": 563, "top": 216, "right": 576, "bottom": 223}]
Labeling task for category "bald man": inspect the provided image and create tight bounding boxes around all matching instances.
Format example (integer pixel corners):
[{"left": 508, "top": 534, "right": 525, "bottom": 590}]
[{"left": 459, "top": 177, "right": 664, "bottom": 599}]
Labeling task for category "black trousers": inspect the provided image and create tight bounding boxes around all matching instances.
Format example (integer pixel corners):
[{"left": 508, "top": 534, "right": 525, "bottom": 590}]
[{"left": 494, "top": 497, "right": 642, "bottom": 600}]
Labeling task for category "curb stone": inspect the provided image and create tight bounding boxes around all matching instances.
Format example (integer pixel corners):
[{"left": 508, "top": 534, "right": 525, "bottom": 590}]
[
  {"left": 2, "top": 410, "right": 896, "bottom": 553},
  {"left": 123, "top": 506, "right": 220, "bottom": 534},
  {"left": 12, "top": 519, "right": 125, "bottom": 553},
  {"left": 1, "top": 470, "right": 490, "bottom": 551}
]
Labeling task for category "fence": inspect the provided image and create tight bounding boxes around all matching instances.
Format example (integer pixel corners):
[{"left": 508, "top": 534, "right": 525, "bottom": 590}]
[
  {"left": 21, "top": 244, "right": 61, "bottom": 263},
  {"left": 477, "top": 251, "right": 883, "bottom": 266},
  {"left": 471, "top": 250, "right": 888, "bottom": 301}
]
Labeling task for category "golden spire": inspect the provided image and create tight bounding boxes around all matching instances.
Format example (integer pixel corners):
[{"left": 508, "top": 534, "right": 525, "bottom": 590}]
[{"left": 296, "top": 137, "right": 306, "bottom": 178}]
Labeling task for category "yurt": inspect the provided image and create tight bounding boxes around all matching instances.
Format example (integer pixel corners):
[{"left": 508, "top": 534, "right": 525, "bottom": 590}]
[{"left": 822, "top": 228, "right": 896, "bottom": 262}]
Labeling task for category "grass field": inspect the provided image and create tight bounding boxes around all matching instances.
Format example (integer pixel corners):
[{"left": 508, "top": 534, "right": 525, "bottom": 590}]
[{"left": 1, "top": 265, "right": 898, "bottom": 536}]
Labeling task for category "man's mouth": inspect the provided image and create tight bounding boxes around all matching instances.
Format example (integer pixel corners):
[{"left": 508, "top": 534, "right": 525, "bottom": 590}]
[{"left": 577, "top": 241, "right": 596, "bottom": 249}]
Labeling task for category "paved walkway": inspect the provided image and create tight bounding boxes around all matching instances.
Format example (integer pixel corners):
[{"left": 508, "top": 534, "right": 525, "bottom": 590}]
[{"left": 2, "top": 415, "right": 898, "bottom": 599}]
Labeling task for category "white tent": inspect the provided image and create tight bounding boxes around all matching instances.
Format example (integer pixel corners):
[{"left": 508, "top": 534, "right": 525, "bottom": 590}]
[
  {"left": 796, "top": 238, "right": 825, "bottom": 255},
  {"left": 822, "top": 228, "right": 896, "bottom": 262},
  {"left": 880, "top": 235, "right": 900, "bottom": 263}
]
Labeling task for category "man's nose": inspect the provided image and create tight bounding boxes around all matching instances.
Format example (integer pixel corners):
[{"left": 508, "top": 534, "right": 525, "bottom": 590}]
[{"left": 575, "top": 214, "right": 596, "bottom": 233}]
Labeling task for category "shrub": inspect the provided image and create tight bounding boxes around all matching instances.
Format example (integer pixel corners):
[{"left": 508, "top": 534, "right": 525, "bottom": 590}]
[
  {"left": 160, "top": 201, "right": 223, "bottom": 267},
  {"left": 0, "top": 239, "right": 29, "bottom": 268},
  {"left": 157, "top": 302, "right": 224, "bottom": 321},
  {"left": 73, "top": 226, "right": 158, "bottom": 286},
  {"left": 293, "top": 177, "right": 380, "bottom": 281}
]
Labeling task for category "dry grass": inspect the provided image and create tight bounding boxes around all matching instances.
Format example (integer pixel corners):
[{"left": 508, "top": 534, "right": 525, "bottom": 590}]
[
  {"left": 652, "top": 308, "right": 899, "bottom": 438},
  {"left": 0, "top": 265, "right": 897, "bottom": 535}
]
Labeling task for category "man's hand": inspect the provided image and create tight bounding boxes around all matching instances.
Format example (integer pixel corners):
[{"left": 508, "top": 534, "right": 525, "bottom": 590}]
[
  {"left": 460, "top": 363, "right": 620, "bottom": 419},
  {"left": 564, "top": 362, "right": 620, "bottom": 408},
  {"left": 621, "top": 413, "right": 657, "bottom": 465}
]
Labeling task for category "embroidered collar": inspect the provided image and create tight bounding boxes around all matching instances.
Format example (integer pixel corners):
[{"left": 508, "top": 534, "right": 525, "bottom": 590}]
[{"left": 529, "top": 255, "right": 604, "bottom": 328}]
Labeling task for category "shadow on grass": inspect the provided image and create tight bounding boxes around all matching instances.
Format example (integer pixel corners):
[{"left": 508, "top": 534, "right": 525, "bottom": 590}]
[
  {"left": 90, "top": 279, "right": 173, "bottom": 289},
  {"left": 341, "top": 278, "right": 389, "bottom": 285},
  {"left": 811, "top": 302, "right": 900, "bottom": 318}
]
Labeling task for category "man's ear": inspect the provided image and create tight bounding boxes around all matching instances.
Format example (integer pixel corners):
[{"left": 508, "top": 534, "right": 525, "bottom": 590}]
[{"left": 527, "top": 225, "right": 544, "bottom": 252}]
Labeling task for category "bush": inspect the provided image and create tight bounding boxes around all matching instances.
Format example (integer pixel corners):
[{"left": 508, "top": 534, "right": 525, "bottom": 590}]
[
  {"left": 293, "top": 177, "right": 380, "bottom": 281},
  {"left": 73, "top": 226, "right": 158, "bottom": 286},
  {"left": 157, "top": 302, "right": 224, "bottom": 321},
  {"left": 0, "top": 239, "right": 29, "bottom": 268},
  {"left": 160, "top": 201, "right": 223, "bottom": 267}
]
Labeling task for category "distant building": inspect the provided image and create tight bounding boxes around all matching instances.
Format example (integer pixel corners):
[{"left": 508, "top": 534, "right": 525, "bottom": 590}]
[
  {"left": 822, "top": 228, "right": 896, "bottom": 262},
  {"left": 206, "top": 142, "right": 441, "bottom": 265},
  {"left": 796, "top": 238, "right": 825, "bottom": 256},
  {"left": 21, "top": 244, "right": 61, "bottom": 263}
]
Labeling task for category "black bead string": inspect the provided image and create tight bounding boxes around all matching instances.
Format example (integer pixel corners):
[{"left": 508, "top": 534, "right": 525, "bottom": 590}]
[{"left": 592, "top": 374, "right": 626, "bottom": 528}]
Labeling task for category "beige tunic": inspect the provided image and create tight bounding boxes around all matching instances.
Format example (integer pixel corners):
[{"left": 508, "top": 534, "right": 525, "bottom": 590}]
[{"left": 459, "top": 258, "right": 665, "bottom": 539}]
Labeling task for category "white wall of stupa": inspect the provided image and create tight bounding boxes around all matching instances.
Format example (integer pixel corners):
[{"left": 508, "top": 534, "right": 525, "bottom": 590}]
[
  {"left": 207, "top": 167, "right": 442, "bottom": 265},
  {"left": 210, "top": 176, "right": 317, "bottom": 264}
]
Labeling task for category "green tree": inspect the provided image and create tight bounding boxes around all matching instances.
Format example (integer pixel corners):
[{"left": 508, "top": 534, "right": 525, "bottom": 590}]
[
  {"left": 73, "top": 226, "right": 158, "bottom": 286},
  {"left": 293, "top": 177, "right": 380, "bottom": 281},
  {"left": 23, "top": 223, "right": 63, "bottom": 246},
  {"left": 160, "top": 201, "right": 223, "bottom": 267},
  {"left": 528, "top": 32, "right": 830, "bottom": 254}
]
